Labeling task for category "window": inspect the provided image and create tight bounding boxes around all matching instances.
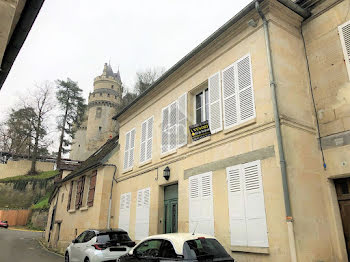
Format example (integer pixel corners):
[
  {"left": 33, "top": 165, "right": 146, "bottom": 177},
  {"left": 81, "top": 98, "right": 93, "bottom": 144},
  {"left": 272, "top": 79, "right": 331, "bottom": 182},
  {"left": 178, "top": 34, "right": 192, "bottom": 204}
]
[
  {"left": 95, "top": 107, "right": 102, "bottom": 119},
  {"left": 111, "top": 85, "right": 114, "bottom": 89},
  {"left": 83, "top": 231, "right": 96, "bottom": 242},
  {"left": 119, "top": 192, "right": 131, "bottom": 232},
  {"left": 135, "top": 188, "right": 151, "bottom": 240},
  {"left": 161, "top": 93, "right": 187, "bottom": 154},
  {"left": 159, "top": 240, "right": 177, "bottom": 258},
  {"left": 87, "top": 171, "right": 97, "bottom": 207},
  {"left": 123, "top": 129, "right": 136, "bottom": 170},
  {"left": 195, "top": 89, "right": 209, "bottom": 124},
  {"left": 107, "top": 93, "right": 110, "bottom": 97},
  {"left": 75, "top": 176, "right": 85, "bottom": 209},
  {"left": 100, "top": 93, "right": 102, "bottom": 96},
  {"left": 75, "top": 231, "right": 87, "bottom": 243},
  {"left": 99, "top": 126, "right": 102, "bottom": 132},
  {"left": 188, "top": 172, "right": 214, "bottom": 236},
  {"left": 135, "top": 239, "right": 162, "bottom": 257},
  {"left": 226, "top": 160, "right": 268, "bottom": 247},
  {"left": 222, "top": 54, "right": 255, "bottom": 129},
  {"left": 339, "top": 20, "right": 350, "bottom": 80},
  {"left": 67, "top": 181, "right": 74, "bottom": 211},
  {"left": 183, "top": 238, "right": 230, "bottom": 260},
  {"left": 140, "top": 116, "right": 153, "bottom": 163}
]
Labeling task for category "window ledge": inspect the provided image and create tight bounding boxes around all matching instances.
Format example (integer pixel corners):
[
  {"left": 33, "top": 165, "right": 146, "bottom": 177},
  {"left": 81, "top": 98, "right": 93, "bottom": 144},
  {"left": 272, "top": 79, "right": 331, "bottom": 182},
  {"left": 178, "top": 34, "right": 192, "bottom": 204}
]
[
  {"left": 187, "top": 136, "right": 211, "bottom": 148},
  {"left": 160, "top": 149, "right": 177, "bottom": 159},
  {"left": 122, "top": 167, "right": 133, "bottom": 174},
  {"left": 224, "top": 118, "right": 256, "bottom": 135},
  {"left": 79, "top": 206, "right": 88, "bottom": 211},
  {"left": 139, "top": 159, "right": 152, "bottom": 168},
  {"left": 68, "top": 209, "right": 76, "bottom": 213},
  {"left": 231, "top": 246, "right": 269, "bottom": 254}
]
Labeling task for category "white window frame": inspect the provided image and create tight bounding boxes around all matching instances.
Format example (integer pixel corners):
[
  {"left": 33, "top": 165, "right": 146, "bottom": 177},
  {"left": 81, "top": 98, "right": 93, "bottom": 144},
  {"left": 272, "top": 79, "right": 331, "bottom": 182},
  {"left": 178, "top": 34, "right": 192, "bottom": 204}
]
[{"left": 194, "top": 88, "right": 209, "bottom": 124}]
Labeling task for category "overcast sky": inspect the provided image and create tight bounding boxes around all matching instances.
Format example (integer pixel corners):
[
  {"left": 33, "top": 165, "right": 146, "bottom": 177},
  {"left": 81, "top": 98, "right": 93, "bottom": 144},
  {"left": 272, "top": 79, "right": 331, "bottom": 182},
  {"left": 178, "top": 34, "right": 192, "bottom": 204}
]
[{"left": 0, "top": 0, "right": 251, "bottom": 152}]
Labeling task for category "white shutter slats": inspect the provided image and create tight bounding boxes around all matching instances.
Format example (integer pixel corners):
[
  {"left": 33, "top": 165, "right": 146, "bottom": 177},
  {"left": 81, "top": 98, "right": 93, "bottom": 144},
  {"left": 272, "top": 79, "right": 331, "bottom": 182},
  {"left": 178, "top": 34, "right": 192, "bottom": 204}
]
[
  {"left": 223, "top": 64, "right": 238, "bottom": 129},
  {"left": 243, "top": 161, "right": 268, "bottom": 247},
  {"left": 189, "top": 173, "right": 214, "bottom": 236},
  {"left": 226, "top": 160, "right": 268, "bottom": 248},
  {"left": 208, "top": 72, "right": 223, "bottom": 134},
  {"left": 128, "top": 129, "right": 136, "bottom": 168},
  {"left": 119, "top": 192, "right": 131, "bottom": 232},
  {"left": 123, "top": 132, "right": 131, "bottom": 170},
  {"left": 140, "top": 121, "right": 147, "bottom": 163},
  {"left": 237, "top": 55, "right": 255, "bottom": 122},
  {"left": 169, "top": 101, "right": 178, "bottom": 152},
  {"left": 135, "top": 188, "right": 150, "bottom": 240},
  {"left": 146, "top": 117, "right": 153, "bottom": 161},
  {"left": 339, "top": 21, "right": 350, "bottom": 80},
  {"left": 177, "top": 93, "right": 187, "bottom": 147},
  {"left": 227, "top": 165, "right": 247, "bottom": 246},
  {"left": 161, "top": 107, "right": 169, "bottom": 154}
]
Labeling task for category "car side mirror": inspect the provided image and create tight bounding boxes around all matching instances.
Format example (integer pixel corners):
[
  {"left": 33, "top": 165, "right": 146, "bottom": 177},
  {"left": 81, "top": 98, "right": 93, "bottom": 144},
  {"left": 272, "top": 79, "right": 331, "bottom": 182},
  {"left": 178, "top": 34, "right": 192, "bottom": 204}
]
[{"left": 72, "top": 239, "right": 78, "bottom": 244}]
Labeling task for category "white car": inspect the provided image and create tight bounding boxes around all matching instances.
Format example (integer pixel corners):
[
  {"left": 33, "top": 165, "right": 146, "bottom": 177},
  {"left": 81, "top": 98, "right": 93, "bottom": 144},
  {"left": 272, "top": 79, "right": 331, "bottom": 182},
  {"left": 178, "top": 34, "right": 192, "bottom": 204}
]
[
  {"left": 119, "top": 233, "right": 235, "bottom": 261},
  {"left": 65, "top": 229, "right": 135, "bottom": 262}
]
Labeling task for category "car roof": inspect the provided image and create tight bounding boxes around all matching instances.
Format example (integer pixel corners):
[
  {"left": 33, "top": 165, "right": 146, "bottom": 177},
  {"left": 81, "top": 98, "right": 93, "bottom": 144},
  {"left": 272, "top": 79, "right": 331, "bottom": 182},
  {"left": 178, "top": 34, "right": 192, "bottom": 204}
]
[
  {"left": 140, "top": 233, "right": 217, "bottom": 255},
  {"left": 90, "top": 228, "right": 127, "bottom": 234}
]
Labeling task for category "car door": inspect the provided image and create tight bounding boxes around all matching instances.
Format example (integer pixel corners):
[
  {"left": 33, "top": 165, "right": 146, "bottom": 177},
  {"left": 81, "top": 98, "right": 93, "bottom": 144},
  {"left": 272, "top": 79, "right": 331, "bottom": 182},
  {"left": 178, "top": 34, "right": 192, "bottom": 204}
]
[
  {"left": 127, "top": 239, "right": 163, "bottom": 262},
  {"left": 70, "top": 231, "right": 87, "bottom": 262},
  {"left": 78, "top": 231, "right": 96, "bottom": 260}
]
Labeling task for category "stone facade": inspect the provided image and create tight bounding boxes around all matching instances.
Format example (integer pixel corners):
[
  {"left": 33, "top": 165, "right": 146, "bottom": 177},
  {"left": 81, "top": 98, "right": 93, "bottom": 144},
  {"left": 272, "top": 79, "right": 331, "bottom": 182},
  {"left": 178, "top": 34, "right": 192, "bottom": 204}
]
[
  {"left": 46, "top": 1, "right": 350, "bottom": 261},
  {"left": 70, "top": 63, "right": 122, "bottom": 161}
]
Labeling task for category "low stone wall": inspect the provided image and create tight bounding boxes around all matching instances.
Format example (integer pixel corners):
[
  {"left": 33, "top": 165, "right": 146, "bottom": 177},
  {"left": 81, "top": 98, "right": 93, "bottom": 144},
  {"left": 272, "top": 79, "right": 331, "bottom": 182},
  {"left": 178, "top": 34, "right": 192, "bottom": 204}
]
[
  {"left": 0, "top": 209, "right": 31, "bottom": 226},
  {"left": 29, "top": 209, "right": 48, "bottom": 230},
  {"left": 0, "top": 159, "right": 55, "bottom": 179}
]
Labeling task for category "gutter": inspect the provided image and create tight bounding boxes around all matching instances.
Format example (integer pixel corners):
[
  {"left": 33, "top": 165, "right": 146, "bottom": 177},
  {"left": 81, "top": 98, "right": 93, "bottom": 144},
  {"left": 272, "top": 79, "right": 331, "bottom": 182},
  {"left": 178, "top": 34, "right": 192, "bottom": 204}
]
[
  {"left": 0, "top": 0, "right": 45, "bottom": 89},
  {"left": 103, "top": 164, "right": 117, "bottom": 229},
  {"left": 113, "top": 0, "right": 309, "bottom": 121}
]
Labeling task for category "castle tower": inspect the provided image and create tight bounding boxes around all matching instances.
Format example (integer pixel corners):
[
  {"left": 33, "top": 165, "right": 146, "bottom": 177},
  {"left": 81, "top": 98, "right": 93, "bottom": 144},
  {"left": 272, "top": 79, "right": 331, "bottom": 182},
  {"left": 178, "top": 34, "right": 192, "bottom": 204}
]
[{"left": 70, "top": 63, "right": 122, "bottom": 161}]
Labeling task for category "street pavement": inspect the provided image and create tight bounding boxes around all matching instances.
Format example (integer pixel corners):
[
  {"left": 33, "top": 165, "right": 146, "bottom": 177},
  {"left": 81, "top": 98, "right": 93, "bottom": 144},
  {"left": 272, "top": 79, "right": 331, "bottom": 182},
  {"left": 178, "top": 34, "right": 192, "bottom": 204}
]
[{"left": 0, "top": 228, "right": 62, "bottom": 262}]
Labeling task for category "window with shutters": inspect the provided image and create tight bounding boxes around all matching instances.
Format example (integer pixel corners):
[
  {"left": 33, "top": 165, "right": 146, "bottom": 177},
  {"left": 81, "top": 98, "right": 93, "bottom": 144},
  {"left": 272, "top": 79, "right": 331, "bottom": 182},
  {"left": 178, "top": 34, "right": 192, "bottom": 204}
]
[
  {"left": 226, "top": 160, "right": 268, "bottom": 247},
  {"left": 222, "top": 54, "right": 255, "bottom": 130},
  {"left": 67, "top": 181, "right": 74, "bottom": 211},
  {"left": 123, "top": 128, "right": 136, "bottom": 170},
  {"left": 195, "top": 89, "right": 209, "bottom": 124},
  {"left": 87, "top": 171, "right": 97, "bottom": 207},
  {"left": 339, "top": 21, "right": 350, "bottom": 80},
  {"left": 140, "top": 116, "right": 153, "bottom": 164},
  {"left": 161, "top": 93, "right": 187, "bottom": 154},
  {"left": 119, "top": 192, "right": 131, "bottom": 232},
  {"left": 75, "top": 176, "right": 85, "bottom": 210},
  {"left": 135, "top": 187, "right": 151, "bottom": 240},
  {"left": 188, "top": 172, "right": 214, "bottom": 236}
]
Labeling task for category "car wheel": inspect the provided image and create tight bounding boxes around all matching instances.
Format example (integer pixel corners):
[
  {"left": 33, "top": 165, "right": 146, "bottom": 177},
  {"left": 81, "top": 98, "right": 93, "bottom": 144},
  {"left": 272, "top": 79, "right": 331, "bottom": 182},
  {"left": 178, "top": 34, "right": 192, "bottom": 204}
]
[
  {"left": 84, "top": 257, "right": 90, "bottom": 262},
  {"left": 64, "top": 252, "right": 69, "bottom": 262}
]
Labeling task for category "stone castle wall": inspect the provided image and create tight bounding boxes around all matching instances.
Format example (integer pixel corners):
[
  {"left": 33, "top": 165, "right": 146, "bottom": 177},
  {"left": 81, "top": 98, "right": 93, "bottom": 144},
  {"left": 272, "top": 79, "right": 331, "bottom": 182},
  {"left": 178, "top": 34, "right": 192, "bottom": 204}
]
[{"left": 0, "top": 159, "right": 55, "bottom": 179}]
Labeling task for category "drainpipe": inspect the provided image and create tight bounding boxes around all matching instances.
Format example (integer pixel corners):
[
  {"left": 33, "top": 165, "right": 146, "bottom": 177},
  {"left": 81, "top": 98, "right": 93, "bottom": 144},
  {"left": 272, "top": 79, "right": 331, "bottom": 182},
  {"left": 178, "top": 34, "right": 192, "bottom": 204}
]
[
  {"left": 255, "top": 1, "right": 297, "bottom": 262},
  {"left": 104, "top": 164, "right": 117, "bottom": 229}
]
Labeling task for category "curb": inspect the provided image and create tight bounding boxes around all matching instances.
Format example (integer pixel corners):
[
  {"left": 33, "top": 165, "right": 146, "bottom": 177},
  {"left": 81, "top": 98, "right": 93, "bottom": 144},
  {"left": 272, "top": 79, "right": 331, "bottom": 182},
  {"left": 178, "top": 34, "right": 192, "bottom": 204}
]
[
  {"left": 8, "top": 227, "right": 44, "bottom": 232},
  {"left": 37, "top": 239, "right": 64, "bottom": 257}
]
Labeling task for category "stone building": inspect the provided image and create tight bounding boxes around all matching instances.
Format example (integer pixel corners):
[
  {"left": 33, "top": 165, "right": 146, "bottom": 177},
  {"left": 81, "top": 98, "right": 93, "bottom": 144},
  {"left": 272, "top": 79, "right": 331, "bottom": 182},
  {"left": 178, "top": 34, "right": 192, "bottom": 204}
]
[
  {"left": 70, "top": 63, "right": 123, "bottom": 161},
  {"left": 46, "top": 0, "right": 350, "bottom": 261}
]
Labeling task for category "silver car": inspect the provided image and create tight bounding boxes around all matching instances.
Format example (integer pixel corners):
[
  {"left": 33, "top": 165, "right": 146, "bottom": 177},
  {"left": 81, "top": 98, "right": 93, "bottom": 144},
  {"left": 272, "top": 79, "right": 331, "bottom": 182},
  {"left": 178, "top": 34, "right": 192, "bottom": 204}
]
[{"left": 65, "top": 229, "right": 135, "bottom": 262}]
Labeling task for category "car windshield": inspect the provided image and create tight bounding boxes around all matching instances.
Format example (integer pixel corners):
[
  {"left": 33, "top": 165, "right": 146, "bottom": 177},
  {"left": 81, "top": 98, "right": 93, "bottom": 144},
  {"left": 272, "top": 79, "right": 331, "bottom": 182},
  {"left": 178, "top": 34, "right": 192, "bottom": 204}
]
[
  {"left": 183, "top": 238, "right": 232, "bottom": 261},
  {"left": 96, "top": 232, "right": 131, "bottom": 244}
]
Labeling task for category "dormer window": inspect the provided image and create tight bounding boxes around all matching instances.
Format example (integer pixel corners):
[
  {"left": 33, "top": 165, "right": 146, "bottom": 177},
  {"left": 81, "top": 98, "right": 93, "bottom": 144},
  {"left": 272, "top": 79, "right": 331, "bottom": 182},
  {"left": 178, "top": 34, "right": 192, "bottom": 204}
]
[{"left": 111, "top": 85, "right": 114, "bottom": 89}]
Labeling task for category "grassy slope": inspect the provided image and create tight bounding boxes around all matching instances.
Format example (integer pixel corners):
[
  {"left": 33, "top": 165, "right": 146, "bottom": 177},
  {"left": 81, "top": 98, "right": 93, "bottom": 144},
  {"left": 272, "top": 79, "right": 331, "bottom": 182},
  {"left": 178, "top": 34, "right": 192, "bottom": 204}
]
[{"left": 0, "top": 170, "right": 59, "bottom": 183}]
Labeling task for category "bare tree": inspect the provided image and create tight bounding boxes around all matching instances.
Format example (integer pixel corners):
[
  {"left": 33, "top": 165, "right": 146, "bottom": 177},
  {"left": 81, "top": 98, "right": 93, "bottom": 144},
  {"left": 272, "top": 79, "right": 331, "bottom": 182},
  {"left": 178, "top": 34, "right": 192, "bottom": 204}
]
[{"left": 134, "top": 67, "right": 166, "bottom": 95}]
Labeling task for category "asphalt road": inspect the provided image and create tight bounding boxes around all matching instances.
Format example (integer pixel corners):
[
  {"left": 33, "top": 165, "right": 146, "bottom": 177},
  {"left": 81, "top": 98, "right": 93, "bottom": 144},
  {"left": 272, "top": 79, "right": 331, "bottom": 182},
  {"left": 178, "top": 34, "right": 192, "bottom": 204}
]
[{"left": 0, "top": 228, "right": 62, "bottom": 262}]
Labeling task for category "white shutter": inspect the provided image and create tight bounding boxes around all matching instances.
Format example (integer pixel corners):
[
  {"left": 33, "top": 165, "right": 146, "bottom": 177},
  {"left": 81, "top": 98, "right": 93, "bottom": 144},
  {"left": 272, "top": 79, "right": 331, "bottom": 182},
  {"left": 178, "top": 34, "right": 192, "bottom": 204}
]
[
  {"left": 227, "top": 165, "right": 247, "bottom": 246},
  {"left": 119, "top": 192, "right": 131, "bottom": 232},
  {"left": 222, "top": 63, "right": 238, "bottom": 129},
  {"left": 208, "top": 72, "right": 223, "bottom": 134},
  {"left": 177, "top": 93, "right": 187, "bottom": 148},
  {"left": 146, "top": 117, "right": 153, "bottom": 161},
  {"left": 135, "top": 188, "right": 150, "bottom": 240},
  {"left": 243, "top": 160, "right": 268, "bottom": 247},
  {"left": 169, "top": 101, "right": 178, "bottom": 152},
  {"left": 237, "top": 55, "right": 255, "bottom": 122},
  {"left": 161, "top": 107, "right": 169, "bottom": 154},
  {"left": 140, "top": 121, "right": 147, "bottom": 163},
  {"left": 128, "top": 129, "right": 136, "bottom": 168},
  {"left": 123, "top": 132, "right": 130, "bottom": 170},
  {"left": 339, "top": 20, "right": 350, "bottom": 80},
  {"left": 200, "top": 172, "right": 214, "bottom": 236},
  {"left": 188, "top": 172, "right": 214, "bottom": 236}
]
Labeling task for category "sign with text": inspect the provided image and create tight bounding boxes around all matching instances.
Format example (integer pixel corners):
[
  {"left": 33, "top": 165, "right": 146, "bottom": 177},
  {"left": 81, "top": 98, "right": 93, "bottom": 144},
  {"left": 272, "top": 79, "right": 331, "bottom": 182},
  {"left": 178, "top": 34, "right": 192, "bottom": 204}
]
[{"left": 189, "top": 120, "right": 211, "bottom": 142}]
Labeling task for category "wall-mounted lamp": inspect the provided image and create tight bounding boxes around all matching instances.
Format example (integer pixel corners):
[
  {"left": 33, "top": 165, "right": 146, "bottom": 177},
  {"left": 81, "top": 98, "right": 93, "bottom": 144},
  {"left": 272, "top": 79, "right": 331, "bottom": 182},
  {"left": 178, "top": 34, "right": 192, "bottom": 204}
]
[{"left": 163, "top": 166, "right": 170, "bottom": 180}]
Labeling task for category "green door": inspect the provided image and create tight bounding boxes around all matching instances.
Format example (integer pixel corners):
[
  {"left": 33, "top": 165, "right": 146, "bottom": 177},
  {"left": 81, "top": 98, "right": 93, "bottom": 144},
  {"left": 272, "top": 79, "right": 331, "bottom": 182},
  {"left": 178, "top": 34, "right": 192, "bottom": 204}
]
[{"left": 164, "top": 184, "right": 178, "bottom": 233}]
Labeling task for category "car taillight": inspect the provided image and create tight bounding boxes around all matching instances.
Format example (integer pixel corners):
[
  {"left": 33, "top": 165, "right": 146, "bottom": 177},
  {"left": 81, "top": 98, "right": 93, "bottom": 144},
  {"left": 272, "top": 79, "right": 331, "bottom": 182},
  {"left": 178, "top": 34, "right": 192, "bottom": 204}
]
[
  {"left": 92, "top": 244, "right": 107, "bottom": 250},
  {"left": 198, "top": 237, "right": 206, "bottom": 239}
]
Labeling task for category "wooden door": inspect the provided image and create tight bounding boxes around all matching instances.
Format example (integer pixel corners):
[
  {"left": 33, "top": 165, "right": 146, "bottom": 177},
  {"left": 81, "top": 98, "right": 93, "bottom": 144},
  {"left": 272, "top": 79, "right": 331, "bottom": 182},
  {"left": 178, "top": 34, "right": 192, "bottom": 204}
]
[
  {"left": 335, "top": 178, "right": 350, "bottom": 260},
  {"left": 164, "top": 184, "right": 178, "bottom": 233}
]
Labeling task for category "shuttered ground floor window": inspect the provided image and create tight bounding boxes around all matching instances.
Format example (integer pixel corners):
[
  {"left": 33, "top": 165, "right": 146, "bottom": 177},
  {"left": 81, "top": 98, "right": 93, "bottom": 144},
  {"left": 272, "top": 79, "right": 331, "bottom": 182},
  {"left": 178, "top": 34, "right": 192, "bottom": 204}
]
[
  {"left": 135, "top": 187, "right": 151, "bottom": 240},
  {"left": 226, "top": 160, "right": 268, "bottom": 247},
  {"left": 188, "top": 172, "right": 214, "bottom": 236},
  {"left": 119, "top": 192, "right": 131, "bottom": 232}
]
